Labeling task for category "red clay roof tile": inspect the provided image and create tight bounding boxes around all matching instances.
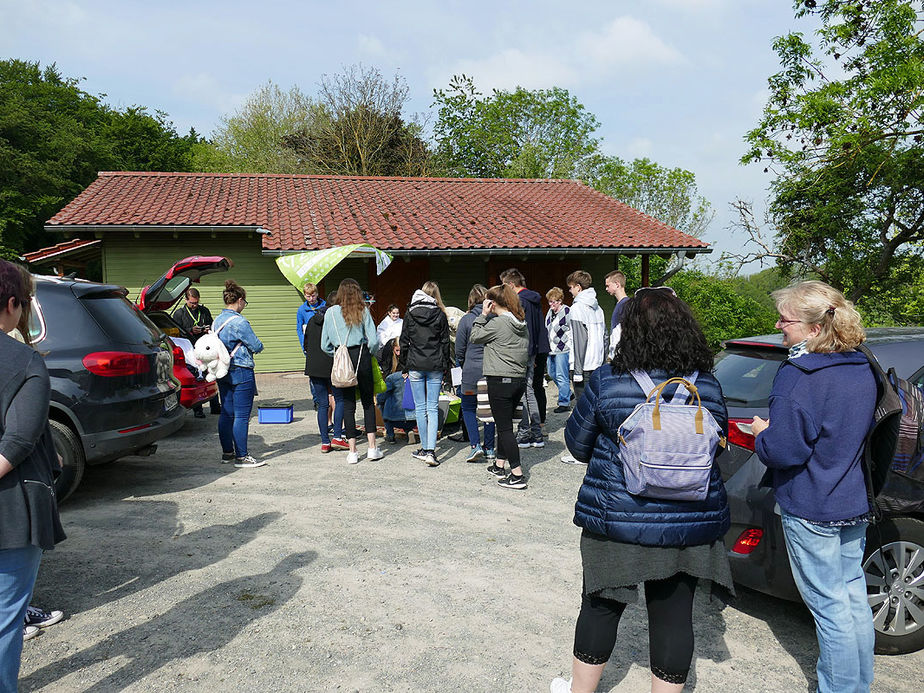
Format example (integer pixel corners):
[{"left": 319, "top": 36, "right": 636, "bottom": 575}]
[{"left": 46, "top": 172, "right": 710, "bottom": 253}]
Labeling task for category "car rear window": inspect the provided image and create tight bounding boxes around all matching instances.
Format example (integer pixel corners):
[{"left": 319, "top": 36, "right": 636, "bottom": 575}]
[
  {"left": 81, "top": 293, "right": 163, "bottom": 344},
  {"left": 713, "top": 348, "right": 786, "bottom": 407}
]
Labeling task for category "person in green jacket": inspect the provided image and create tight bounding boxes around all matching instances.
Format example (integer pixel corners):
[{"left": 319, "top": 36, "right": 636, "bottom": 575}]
[{"left": 470, "top": 284, "right": 530, "bottom": 490}]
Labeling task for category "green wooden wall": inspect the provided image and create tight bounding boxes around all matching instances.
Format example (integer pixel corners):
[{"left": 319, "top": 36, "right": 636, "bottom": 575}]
[
  {"left": 102, "top": 231, "right": 306, "bottom": 373},
  {"left": 102, "top": 231, "right": 627, "bottom": 373}
]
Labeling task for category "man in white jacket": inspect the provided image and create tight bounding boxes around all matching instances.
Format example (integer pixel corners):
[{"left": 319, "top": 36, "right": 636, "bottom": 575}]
[{"left": 562, "top": 270, "right": 606, "bottom": 464}]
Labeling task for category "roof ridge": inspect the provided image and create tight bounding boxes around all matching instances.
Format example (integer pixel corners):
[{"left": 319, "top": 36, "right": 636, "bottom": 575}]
[{"left": 96, "top": 171, "right": 579, "bottom": 184}]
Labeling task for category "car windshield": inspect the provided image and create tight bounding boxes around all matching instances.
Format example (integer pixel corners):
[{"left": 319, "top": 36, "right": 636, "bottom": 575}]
[
  {"left": 82, "top": 293, "right": 163, "bottom": 344},
  {"left": 713, "top": 348, "right": 785, "bottom": 407}
]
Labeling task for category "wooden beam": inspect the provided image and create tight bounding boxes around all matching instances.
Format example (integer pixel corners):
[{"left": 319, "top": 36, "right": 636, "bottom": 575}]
[{"left": 641, "top": 256, "right": 650, "bottom": 286}]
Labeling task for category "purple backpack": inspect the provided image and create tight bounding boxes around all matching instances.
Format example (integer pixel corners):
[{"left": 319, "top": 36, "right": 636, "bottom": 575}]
[{"left": 618, "top": 371, "right": 724, "bottom": 502}]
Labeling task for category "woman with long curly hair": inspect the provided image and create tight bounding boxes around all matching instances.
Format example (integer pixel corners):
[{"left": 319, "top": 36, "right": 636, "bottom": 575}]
[
  {"left": 321, "top": 278, "right": 381, "bottom": 464},
  {"left": 552, "top": 287, "right": 732, "bottom": 693},
  {"left": 751, "top": 281, "right": 876, "bottom": 692},
  {"left": 470, "top": 284, "right": 529, "bottom": 489}
]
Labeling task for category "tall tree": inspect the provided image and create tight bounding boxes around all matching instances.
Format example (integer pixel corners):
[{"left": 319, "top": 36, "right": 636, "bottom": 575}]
[
  {"left": 582, "top": 156, "right": 713, "bottom": 238},
  {"left": 736, "top": 0, "right": 924, "bottom": 308},
  {"left": 282, "top": 65, "right": 431, "bottom": 176},
  {"left": 0, "top": 59, "right": 195, "bottom": 254},
  {"left": 432, "top": 75, "right": 600, "bottom": 178}
]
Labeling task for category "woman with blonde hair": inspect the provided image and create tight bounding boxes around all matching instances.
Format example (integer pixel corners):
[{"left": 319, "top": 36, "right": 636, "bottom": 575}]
[
  {"left": 751, "top": 280, "right": 876, "bottom": 693},
  {"left": 470, "top": 284, "right": 529, "bottom": 489},
  {"left": 321, "top": 278, "right": 381, "bottom": 464},
  {"left": 399, "top": 280, "right": 450, "bottom": 466}
]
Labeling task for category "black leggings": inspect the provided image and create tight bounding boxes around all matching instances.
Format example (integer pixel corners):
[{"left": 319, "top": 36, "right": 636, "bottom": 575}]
[
  {"left": 573, "top": 572, "right": 698, "bottom": 684},
  {"left": 335, "top": 345, "right": 376, "bottom": 440},
  {"left": 486, "top": 375, "right": 527, "bottom": 472}
]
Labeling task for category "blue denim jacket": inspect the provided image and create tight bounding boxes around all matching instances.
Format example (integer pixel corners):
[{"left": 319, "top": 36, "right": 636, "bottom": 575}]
[{"left": 213, "top": 309, "right": 264, "bottom": 369}]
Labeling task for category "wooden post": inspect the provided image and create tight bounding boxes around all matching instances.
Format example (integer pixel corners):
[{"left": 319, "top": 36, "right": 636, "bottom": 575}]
[{"left": 641, "top": 255, "right": 650, "bottom": 287}]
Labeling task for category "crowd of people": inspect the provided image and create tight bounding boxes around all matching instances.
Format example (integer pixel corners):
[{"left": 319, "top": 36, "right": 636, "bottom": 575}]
[{"left": 0, "top": 255, "right": 884, "bottom": 692}]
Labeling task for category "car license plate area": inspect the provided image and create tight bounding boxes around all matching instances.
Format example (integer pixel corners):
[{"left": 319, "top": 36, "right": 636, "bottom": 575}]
[{"left": 164, "top": 392, "right": 178, "bottom": 412}]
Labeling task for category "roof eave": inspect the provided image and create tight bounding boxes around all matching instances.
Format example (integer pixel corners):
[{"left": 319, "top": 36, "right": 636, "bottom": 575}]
[
  {"left": 262, "top": 246, "right": 712, "bottom": 258},
  {"left": 44, "top": 224, "right": 271, "bottom": 234}
]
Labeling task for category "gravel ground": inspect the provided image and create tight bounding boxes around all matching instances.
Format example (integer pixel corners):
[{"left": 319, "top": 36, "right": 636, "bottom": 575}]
[{"left": 19, "top": 373, "right": 924, "bottom": 692}]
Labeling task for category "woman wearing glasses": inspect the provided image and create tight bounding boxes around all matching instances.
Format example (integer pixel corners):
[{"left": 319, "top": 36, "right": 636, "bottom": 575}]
[
  {"left": 552, "top": 286, "right": 731, "bottom": 693},
  {"left": 751, "top": 281, "right": 876, "bottom": 693},
  {"left": 214, "top": 279, "right": 264, "bottom": 468}
]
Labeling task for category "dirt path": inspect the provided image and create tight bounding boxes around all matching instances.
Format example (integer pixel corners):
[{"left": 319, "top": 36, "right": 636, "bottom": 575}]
[{"left": 19, "top": 374, "right": 923, "bottom": 691}]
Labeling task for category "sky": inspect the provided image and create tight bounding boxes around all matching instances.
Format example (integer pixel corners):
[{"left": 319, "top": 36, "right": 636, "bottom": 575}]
[{"left": 1, "top": 0, "right": 818, "bottom": 269}]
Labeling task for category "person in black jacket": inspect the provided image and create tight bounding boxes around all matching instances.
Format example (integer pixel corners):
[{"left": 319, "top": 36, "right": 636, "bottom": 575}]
[
  {"left": 499, "top": 268, "right": 550, "bottom": 447},
  {"left": 398, "top": 281, "right": 450, "bottom": 467},
  {"left": 171, "top": 287, "right": 218, "bottom": 417},
  {"left": 0, "top": 261, "right": 65, "bottom": 689},
  {"left": 304, "top": 291, "right": 345, "bottom": 453}
]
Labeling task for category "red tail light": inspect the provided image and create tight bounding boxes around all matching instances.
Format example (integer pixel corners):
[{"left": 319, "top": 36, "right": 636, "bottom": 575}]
[
  {"left": 82, "top": 351, "right": 151, "bottom": 377},
  {"left": 732, "top": 528, "right": 764, "bottom": 554},
  {"left": 171, "top": 343, "right": 186, "bottom": 368},
  {"left": 727, "top": 418, "right": 756, "bottom": 451}
]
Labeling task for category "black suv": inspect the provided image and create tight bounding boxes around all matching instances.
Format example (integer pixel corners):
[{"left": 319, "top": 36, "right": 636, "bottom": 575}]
[
  {"left": 713, "top": 328, "right": 924, "bottom": 654},
  {"left": 29, "top": 275, "right": 185, "bottom": 501}
]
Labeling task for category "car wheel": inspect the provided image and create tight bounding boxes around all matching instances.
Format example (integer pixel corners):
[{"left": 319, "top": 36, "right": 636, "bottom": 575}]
[
  {"left": 49, "top": 420, "right": 85, "bottom": 502},
  {"left": 864, "top": 516, "right": 924, "bottom": 655}
]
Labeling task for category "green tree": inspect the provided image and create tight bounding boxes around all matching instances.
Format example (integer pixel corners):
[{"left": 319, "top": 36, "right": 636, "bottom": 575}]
[
  {"left": 282, "top": 65, "right": 431, "bottom": 176},
  {"left": 738, "top": 0, "right": 924, "bottom": 311},
  {"left": 582, "top": 156, "right": 713, "bottom": 238},
  {"left": 206, "top": 81, "right": 315, "bottom": 174},
  {"left": 432, "top": 74, "right": 600, "bottom": 178},
  {"left": 0, "top": 59, "right": 196, "bottom": 254}
]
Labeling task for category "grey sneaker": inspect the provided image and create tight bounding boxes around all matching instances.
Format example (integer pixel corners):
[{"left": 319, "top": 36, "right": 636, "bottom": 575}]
[
  {"left": 234, "top": 455, "right": 266, "bottom": 468},
  {"left": 424, "top": 451, "right": 440, "bottom": 467},
  {"left": 465, "top": 446, "right": 485, "bottom": 463}
]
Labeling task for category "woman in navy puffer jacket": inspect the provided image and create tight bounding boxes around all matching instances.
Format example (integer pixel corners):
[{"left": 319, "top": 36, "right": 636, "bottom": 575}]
[{"left": 551, "top": 287, "right": 731, "bottom": 693}]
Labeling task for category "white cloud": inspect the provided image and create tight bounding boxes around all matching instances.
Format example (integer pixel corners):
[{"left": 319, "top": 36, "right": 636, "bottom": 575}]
[
  {"left": 576, "top": 17, "right": 683, "bottom": 68},
  {"left": 626, "top": 137, "right": 654, "bottom": 158},
  {"left": 357, "top": 34, "right": 387, "bottom": 58},
  {"left": 445, "top": 49, "right": 579, "bottom": 92},
  {"left": 172, "top": 73, "right": 246, "bottom": 115}
]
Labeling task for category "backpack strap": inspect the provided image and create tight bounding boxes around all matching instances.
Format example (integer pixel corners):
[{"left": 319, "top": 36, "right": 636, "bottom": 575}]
[
  {"left": 212, "top": 314, "right": 244, "bottom": 357},
  {"left": 630, "top": 370, "right": 658, "bottom": 398},
  {"left": 669, "top": 371, "right": 699, "bottom": 404}
]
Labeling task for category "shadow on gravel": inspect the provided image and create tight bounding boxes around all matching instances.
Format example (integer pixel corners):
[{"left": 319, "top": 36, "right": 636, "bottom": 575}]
[
  {"left": 22, "top": 551, "right": 316, "bottom": 692},
  {"left": 34, "top": 511, "right": 283, "bottom": 617}
]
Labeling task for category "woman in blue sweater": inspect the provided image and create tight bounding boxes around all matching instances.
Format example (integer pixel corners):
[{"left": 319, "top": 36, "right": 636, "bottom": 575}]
[
  {"left": 751, "top": 281, "right": 876, "bottom": 693},
  {"left": 552, "top": 287, "right": 731, "bottom": 693}
]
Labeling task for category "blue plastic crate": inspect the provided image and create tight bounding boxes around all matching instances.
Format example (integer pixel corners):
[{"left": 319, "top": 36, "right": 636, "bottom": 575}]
[{"left": 258, "top": 403, "right": 293, "bottom": 424}]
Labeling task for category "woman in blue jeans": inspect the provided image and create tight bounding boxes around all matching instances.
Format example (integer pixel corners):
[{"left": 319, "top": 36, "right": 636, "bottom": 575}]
[
  {"left": 0, "top": 261, "right": 65, "bottom": 690},
  {"left": 752, "top": 281, "right": 876, "bottom": 693},
  {"left": 399, "top": 281, "right": 450, "bottom": 467},
  {"left": 454, "top": 285, "right": 495, "bottom": 462},
  {"left": 214, "top": 279, "right": 265, "bottom": 469},
  {"left": 304, "top": 291, "right": 345, "bottom": 453}
]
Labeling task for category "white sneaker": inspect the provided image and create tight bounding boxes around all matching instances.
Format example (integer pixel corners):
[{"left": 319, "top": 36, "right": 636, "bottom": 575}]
[
  {"left": 23, "top": 625, "right": 41, "bottom": 641},
  {"left": 560, "top": 453, "right": 585, "bottom": 465},
  {"left": 367, "top": 447, "right": 384, "bottom": 461},
  {"left": 550, "top": 677, "right": 572, "bottom": 693},
  {"left": 346, "top": 451, "right": 360, "bottom": 464}
]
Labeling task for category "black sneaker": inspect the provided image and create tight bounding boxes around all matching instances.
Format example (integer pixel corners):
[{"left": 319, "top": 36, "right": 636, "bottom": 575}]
[
  {"left": 221, "top": 452, "right": 236, "bottom": 464},
  {"left": 411, "top": 448, "right": 428, "bottom": 461},
  {"left": 497, "top": 473, "right": 528, "bottom": 490},
  {"left": 517, "top": 435, "right": 533, "bottom": 449},
  {"left": 553, "top": 405, "right": 570, "bottom": 414},
  {"left": 487, "top": 463, "right": 506, "bottom": 478}
]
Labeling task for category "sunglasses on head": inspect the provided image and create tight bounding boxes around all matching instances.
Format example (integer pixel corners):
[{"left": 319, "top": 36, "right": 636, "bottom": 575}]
[{"left": 634, "top": 286, "right": 677, "bottom": 297}]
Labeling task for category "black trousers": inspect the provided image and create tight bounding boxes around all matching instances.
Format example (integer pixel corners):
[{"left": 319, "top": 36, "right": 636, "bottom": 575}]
[
  {"left": 573, "top": 572, "right": 698, "bottom": 684},
  {"left": 334, "top": 345, "right": 376, "bottom": 440},
  {"left": 486, "top": 375, "right": 527, "bottom": 472}
]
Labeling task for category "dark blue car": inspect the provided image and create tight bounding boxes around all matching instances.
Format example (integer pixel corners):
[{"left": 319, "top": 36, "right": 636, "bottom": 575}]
[{"left": 713, "top": 328, "right": 924, "bottom": 655}]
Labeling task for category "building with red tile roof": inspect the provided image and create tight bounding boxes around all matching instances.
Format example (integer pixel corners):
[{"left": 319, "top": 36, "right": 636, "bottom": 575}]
[{"left": 43, "top": 171, "right": 711, "bottom": 372}]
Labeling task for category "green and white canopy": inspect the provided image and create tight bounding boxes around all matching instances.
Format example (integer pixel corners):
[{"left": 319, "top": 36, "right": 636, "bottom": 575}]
[{"left": 275, "top": 244, "right": 393, "bottom": 291}]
